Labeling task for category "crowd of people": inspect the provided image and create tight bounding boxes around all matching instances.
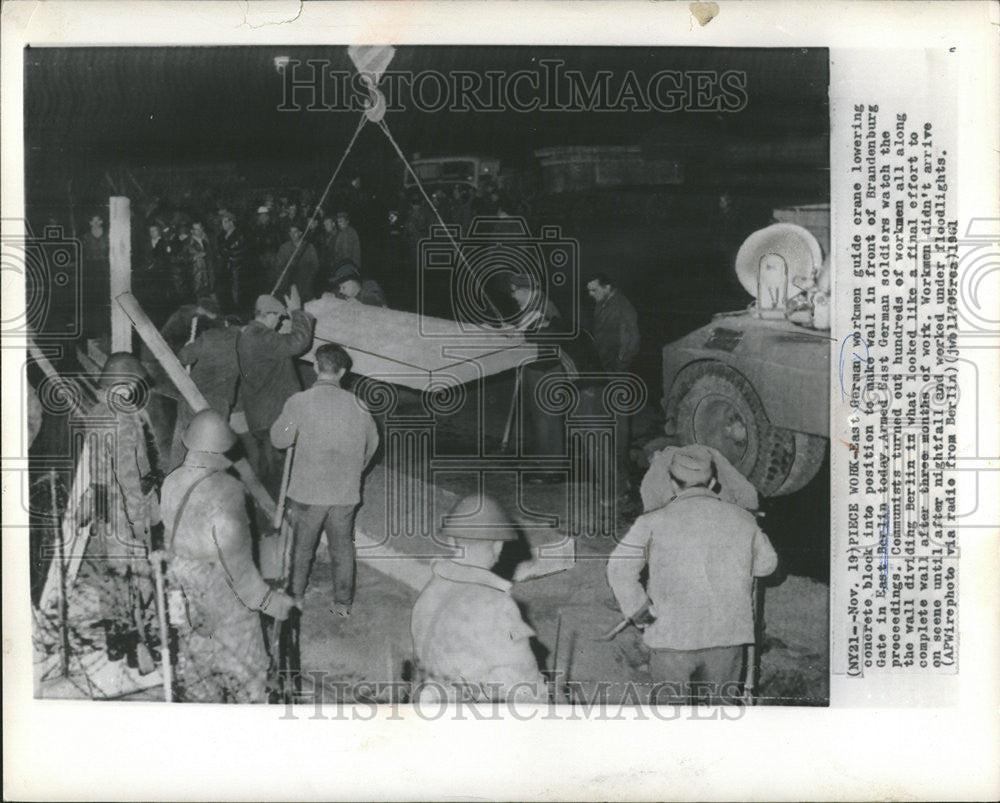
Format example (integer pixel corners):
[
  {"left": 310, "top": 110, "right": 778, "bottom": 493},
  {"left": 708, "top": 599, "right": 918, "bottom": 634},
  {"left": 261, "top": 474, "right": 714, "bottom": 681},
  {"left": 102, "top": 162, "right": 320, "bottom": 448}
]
[{"left": 39, "top": 175, "right": 779, "bottom": 707}]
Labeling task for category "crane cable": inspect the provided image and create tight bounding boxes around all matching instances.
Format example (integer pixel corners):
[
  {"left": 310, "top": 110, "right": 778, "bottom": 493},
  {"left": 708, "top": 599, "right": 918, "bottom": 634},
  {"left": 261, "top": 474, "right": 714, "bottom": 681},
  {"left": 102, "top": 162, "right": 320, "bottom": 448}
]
[
  {"left": 269, "top": 112, "right": 369, "bottom": 297},
  {"left": 375, "top": 117, "right": 505, "bottom": 323},
  {"left": 270, "top": 87, "right": 506, "bottom": 325}
]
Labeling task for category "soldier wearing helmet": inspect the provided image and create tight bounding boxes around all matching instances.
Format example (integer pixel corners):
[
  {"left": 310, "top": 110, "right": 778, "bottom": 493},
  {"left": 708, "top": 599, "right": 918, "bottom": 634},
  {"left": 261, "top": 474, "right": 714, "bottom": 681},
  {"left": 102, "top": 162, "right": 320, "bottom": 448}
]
[
  {"left": 410, "top": 494, "right": 547, "bottom": 703},
  {"left": 158, "top": 409, "right": 296, "bottom": 702},
  {"left": 78, "top": 352, "right": 159, "bottom": 565}
]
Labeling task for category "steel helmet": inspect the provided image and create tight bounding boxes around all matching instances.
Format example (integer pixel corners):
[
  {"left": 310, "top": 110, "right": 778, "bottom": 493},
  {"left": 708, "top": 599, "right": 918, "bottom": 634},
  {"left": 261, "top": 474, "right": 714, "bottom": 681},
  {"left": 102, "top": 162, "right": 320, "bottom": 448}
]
[
  {"left": 99, "top": 351, "right": 146, "bottom": 388},
  {"left": 182, "top": 409, "right": 237, "bottom": 454},
  {"left": 441, "top": 494, "right": 517, "bottom": 542}
]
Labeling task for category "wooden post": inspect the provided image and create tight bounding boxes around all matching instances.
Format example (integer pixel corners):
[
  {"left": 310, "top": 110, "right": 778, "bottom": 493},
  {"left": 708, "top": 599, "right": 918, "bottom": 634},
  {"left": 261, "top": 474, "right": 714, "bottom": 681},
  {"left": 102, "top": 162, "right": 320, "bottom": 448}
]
[
  {"left": 114, "top": 292, "right": 276, "bottom": 518},
  {"left": 109, "top": 197, "right": 132, "bottom": 353}
]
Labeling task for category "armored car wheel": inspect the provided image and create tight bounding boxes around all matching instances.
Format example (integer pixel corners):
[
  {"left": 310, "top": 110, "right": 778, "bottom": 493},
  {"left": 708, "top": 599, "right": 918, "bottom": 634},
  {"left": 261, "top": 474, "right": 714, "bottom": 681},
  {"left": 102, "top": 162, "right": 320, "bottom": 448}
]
[
  {"left": 774, "top": 431, "right": 827, "bottom": 496},
  {"left": 667, "top": 362, "right": 795, "bottom": 497}
]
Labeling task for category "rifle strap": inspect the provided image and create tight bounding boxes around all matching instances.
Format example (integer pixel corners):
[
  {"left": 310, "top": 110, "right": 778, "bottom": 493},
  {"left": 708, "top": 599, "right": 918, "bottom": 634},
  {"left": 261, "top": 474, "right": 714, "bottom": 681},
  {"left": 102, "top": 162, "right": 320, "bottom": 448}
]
[{"left": 166, "top": 470, "right": 223, "bottom": 555}]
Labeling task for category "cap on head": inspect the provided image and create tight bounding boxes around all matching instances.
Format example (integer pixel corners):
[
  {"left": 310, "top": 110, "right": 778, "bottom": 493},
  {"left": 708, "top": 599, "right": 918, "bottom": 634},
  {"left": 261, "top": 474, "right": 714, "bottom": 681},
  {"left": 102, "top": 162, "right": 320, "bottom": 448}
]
[
  {"left": 220, "top": 209, "right": 236, "bottom": 222},
  {"left": 99, "top": 352, "right": 146, "bottom": 388},
  {"left": 256, "top": 206, "right": 270, "bottom": 215},
  {"left": 331, "top": 261, "right": 361, "bottom": 285},
  {"left": 182, "top": 409, "right": 237, "bottom": 453},
  {"left": 441, "top": 494, "right": 517, "bottom": 543},
  {"left": 668, "top": 444, "right": 713, "bottom": 486},
  {"left": 255, "top": 294, "right": 286, "bottom": 316}
]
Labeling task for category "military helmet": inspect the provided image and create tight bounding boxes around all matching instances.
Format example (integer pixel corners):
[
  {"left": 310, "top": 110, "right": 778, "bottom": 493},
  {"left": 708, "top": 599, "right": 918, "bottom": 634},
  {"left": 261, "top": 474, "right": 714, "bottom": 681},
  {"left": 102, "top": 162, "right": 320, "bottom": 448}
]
[
  {"left": 182, "top": 409, "right": 237, "bottom": 454},
  {"left": 441, "top": 494, "right": 517, "bottom": 542},
  {"left": 99, "top": 351, "right": 146, "bottom": 388}
]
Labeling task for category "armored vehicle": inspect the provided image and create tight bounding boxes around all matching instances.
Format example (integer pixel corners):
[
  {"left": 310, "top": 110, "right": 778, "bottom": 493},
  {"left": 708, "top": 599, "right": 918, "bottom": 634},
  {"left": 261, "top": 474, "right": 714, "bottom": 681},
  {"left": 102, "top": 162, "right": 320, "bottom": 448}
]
[{"left": 662, "top": 205, "right": 831, "bottom": 496}]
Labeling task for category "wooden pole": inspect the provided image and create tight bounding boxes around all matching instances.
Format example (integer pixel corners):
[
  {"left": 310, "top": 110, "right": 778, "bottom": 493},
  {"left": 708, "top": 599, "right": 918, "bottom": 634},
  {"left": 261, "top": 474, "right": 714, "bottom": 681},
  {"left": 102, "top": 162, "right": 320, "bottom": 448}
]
[
  {"left": 152, "top": 559, "right": 172, "bottom": 702},
  {"left": 50, "top": 469, "right": 71, "bottom": 677},
  {"left": 114, "top": 292, "right": 276, "bottom": 518},
  {"left": 109, "top": 197, "right": 132, "bottom": 353}
]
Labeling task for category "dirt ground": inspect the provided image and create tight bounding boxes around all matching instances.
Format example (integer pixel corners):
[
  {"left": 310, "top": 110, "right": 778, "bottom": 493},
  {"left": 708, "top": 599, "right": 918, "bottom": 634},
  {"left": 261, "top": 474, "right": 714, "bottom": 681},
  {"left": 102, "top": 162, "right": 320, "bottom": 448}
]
[{"left": 298, "top": 527, "right": 829, "bottom": 706}]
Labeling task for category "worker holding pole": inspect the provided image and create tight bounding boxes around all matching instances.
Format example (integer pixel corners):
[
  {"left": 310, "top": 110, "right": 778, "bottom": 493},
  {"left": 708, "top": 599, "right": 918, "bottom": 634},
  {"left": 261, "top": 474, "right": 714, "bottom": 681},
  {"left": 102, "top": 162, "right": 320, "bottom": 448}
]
[
  {"left": 606, "top": 444, "right": 778, "bottom": 705},
  {"left": 158, "top": 409, "right": 295, "bottom": 703},
  {"left": 269, "top": 343, "right": 379, "bottom": 618}
]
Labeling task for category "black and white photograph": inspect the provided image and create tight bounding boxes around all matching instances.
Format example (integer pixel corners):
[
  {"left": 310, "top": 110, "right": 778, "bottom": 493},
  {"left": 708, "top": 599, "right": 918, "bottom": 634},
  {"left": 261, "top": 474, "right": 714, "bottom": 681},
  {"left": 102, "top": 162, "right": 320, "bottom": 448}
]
[
  {"left": 3, "top": 2, "right": 997, "bottom": 801},
  {"left": 22, "top": 42, "right": 831, "bottom": 708}
]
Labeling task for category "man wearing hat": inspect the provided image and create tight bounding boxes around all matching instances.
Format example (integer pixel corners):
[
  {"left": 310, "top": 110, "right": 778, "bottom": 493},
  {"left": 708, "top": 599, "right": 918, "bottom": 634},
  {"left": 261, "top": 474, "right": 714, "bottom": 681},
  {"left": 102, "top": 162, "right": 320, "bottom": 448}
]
[
  {"left": 236, "top": 286, "right": 315, "bottom": 493},
  {"left": 325, "top": 261, "right": 387, "bottom": 308},
  {"left": 410, "top": 494, "right": 547, "bottom": 703},
  {"left": 158, "top": 410, "right": 295, "bottom": 703},
  {"left": 606, "top": 444, "right": 778, "bottom": 704}
]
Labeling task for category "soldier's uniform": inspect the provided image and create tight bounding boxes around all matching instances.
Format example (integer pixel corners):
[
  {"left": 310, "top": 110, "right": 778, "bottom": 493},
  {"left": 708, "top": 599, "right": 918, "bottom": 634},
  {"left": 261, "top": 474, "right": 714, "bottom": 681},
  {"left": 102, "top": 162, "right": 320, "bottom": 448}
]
[
  {"left": 410, "top": 495, "right": 547, "bottom": 703},
  {"left": 160, "top": 410, "right": 293, "bottom": 703},
  {"left": 79, "top": 355, "right": 158, "bottom": 566}
]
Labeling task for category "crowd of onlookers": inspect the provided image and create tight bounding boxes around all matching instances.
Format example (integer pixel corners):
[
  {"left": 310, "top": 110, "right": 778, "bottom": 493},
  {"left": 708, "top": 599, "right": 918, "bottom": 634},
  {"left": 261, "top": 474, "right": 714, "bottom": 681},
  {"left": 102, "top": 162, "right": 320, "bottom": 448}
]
[{"left": 65, "top": 174, "right": 531, "bottom": 335}]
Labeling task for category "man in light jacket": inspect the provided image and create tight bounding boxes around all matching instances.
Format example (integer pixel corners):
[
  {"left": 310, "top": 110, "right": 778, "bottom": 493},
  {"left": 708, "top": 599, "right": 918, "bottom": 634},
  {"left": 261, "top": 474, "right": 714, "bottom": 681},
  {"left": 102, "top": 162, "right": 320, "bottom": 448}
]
[
  {"left": 270, "top": 343, "right": 379, "bottom": 617},
  {"left": 607, "top": 444, "right": 778, "bottom": 704}
]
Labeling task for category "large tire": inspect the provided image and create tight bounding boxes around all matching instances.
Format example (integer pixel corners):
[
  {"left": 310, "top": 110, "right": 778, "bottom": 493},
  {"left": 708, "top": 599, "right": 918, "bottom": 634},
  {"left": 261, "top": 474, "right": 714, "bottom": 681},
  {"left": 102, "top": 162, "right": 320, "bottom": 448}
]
[
  {"left": 774, "top": 431, "right": 827, "bottom": 496},
  {"left": 666, "top": 362, "right": 794, "bottom": 497}
]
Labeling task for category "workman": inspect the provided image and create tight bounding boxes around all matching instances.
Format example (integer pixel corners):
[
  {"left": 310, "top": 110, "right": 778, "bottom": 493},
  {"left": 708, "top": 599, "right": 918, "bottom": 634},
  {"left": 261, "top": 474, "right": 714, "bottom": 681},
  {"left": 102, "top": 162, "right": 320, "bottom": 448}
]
[
  {"left": 158, "top": 410, "right": 295, "bottom": 703},
  {"left": 274, "top": 223, "right": 320, "bottom": 301},
  {"left": 79, "top": 352, "right": 160, "bottom": 565},
  {"left": 606, "top": 444, "right": 778, "bottom": 704},
  {"left": 410, "top": 494, "right": 547, "bottom": 703},
  {"left": 170, "top": 312, "right": 242, "bottom": 470},
  {"left": 327, "top": 261, "right": 387, "bottom": 307},
  {"left": 507, "top": 274, "right": 565, "bottom": 470},
  {"left": 585, "top": 273, "right": 640, "bottom": 373},
  {"left": 270, "top": 343, "right": 379, "bottom": 618},
  {"left": 235, "top": 286, "right": 314, "bottom": 494}
]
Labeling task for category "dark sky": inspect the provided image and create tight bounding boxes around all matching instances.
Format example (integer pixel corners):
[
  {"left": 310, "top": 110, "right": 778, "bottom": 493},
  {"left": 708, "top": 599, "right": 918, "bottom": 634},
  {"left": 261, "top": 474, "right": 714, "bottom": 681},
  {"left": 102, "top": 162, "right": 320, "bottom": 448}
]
[{"left": 24, "top": 45, "right": 828, "bottom": 207}]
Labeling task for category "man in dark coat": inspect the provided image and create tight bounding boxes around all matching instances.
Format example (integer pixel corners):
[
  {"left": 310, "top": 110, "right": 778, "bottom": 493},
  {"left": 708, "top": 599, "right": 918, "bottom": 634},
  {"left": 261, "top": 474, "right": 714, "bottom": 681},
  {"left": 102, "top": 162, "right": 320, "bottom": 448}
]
[
  {"left": 585, "top": 273, "right": 641, "bottom": 372},
  {"left": 217, "top": 210, "right": 247, "bottom": 313},
  {"left": 235, "top": 286, "right": 315, "bottom": 493}
]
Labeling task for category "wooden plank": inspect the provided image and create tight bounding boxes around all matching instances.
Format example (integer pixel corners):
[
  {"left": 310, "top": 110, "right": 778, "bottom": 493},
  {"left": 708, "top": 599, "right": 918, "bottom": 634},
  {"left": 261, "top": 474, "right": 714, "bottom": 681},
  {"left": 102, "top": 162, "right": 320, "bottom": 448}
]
[
  {"left": 109, "top": 197, "right": 132, "bottom": 352},
  {"left": 114, "top": 292, "right": 276, "bottom": 518}
]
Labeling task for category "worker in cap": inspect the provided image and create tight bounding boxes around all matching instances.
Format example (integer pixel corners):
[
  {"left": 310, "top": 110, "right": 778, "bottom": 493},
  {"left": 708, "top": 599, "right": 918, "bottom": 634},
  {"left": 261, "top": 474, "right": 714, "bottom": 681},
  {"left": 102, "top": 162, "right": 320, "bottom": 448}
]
[
  {"left": 639, "top": 443, "right": 759, "bottom": 514},
  {"left": 79, "top": 351, "right": 159, "bottom": 568},
  {"left": 607, "top": 442, "right": 778, "bottom": 705},
  {"left": 235, "top": 283, "right": 315, "bottom": 495},
  {"left": 410, "top": 494, "right": 547, "bottom": 704},
  {"left": 158, "top": 409, "right": 295, "bottom": 702},
  {"left": 316, "top": 260, "right": 387, "bottom": 308}
]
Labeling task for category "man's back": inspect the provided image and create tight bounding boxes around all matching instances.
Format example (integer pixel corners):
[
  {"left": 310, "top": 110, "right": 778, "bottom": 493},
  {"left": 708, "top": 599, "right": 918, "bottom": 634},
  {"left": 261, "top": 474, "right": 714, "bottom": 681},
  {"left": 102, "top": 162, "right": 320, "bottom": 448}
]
[
  {"left": 236, "top": 310, "right": 313, "bottom": 432},
  {"left": 269, "top": 380, "right": 378, "bottom": 505},
  {"left": 179, "top": 326, "right": 241, "bottom": 418},
  {"left": 610, "top": 487, "right": 777, "bottom": 650}
]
